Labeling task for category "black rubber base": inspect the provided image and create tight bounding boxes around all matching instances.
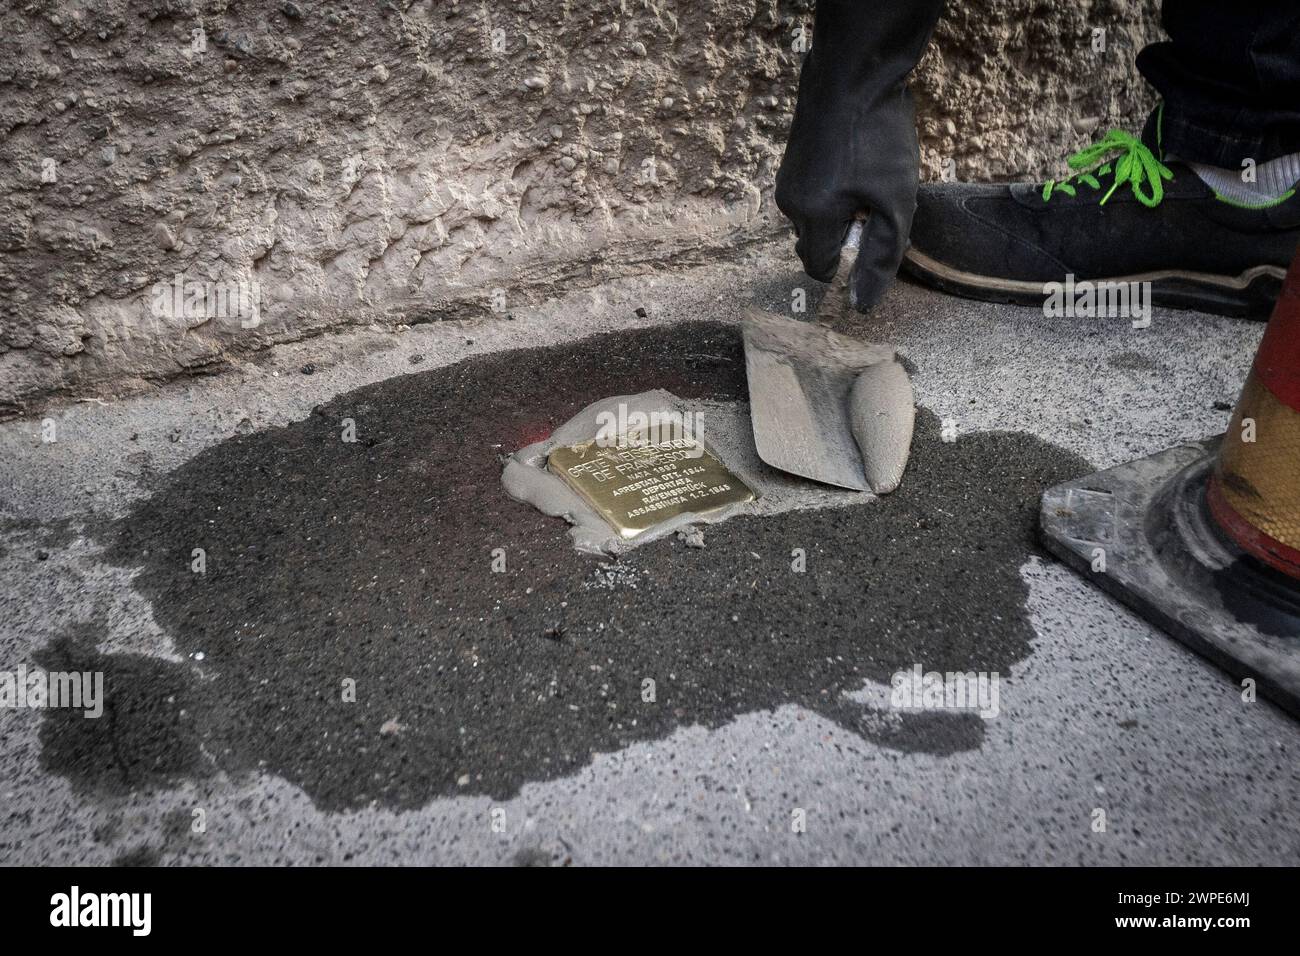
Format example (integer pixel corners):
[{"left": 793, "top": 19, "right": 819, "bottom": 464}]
[{"left": 1040, "top": 438, "right": 1300, "bottom": 718}]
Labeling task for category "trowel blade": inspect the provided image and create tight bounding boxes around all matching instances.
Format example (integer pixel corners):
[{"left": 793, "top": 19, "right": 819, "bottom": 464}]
[
  {"left": 850, "top": 359, "right": 915, "bottom": 494},
  {"left": 743, "top": 309, "right": 905, "bottom": 493}
]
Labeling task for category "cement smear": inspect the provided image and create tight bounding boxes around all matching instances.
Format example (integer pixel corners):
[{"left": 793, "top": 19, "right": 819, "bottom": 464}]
[{"left": 502, "top": 389, "right": 869, "bottom": 555}]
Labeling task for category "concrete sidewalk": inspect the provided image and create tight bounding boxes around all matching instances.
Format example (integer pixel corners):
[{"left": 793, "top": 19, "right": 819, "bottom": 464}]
[{"left": 1, "top": 240, "right": 1295, "bottom": 866}]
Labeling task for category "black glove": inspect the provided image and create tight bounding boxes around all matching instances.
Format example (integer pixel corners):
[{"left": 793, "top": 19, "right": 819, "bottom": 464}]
[{"left": 775, "top": 0, "right": 944, "bottom": 312}]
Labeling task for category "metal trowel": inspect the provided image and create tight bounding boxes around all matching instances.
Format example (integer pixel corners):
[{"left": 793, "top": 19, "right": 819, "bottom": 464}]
[{"left": 743, "top": 220, "right": 915, "bottom": 493}]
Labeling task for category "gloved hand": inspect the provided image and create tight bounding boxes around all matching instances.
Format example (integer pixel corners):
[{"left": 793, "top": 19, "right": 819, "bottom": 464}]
[{"left": 775, "top": 0, "right": 944, "bottom": 313}]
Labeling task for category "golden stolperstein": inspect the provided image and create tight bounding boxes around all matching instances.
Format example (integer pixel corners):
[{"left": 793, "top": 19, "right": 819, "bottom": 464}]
[{"left": 547, "top": 431, "right": 755, "bottom": 539}]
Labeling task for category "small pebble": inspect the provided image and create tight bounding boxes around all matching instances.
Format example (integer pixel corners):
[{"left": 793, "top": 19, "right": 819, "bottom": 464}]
[{"left": 677, "top": 527, "right": 705, "bottom": 549}]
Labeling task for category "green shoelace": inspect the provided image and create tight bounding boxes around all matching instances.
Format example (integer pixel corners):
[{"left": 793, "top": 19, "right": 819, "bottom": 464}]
[{"left": 1041, "top": 129, "right": 1174, "bottom": 207}]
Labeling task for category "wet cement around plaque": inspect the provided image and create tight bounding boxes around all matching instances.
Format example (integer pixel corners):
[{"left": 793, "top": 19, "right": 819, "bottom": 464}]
[
  {"left": 547, "top": 422, "right": 754, "bottom": 542},
  {"left": 46, "top": 322, "right": 1091, "bottom": 811},
  {"left": 503, "top": 391, "right": 763, "bottom": 553},
  {"left": 499, "top": 390, "right": 759, "bottom": 554}
]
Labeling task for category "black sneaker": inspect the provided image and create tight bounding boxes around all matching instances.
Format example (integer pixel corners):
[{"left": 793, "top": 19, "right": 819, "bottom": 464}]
[{"left": 902, "top": 128, "right": 1300, "bottom": 318}]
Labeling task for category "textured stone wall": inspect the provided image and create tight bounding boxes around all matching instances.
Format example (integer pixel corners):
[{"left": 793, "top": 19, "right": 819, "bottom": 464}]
[{"left": 0, "top": 0, "right": 1160, "bottom": 413}]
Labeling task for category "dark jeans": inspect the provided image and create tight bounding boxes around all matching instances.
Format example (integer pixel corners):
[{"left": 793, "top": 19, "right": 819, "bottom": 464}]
[{"left": 1137, "top": 2, "right": 1300, "bottom": 166}]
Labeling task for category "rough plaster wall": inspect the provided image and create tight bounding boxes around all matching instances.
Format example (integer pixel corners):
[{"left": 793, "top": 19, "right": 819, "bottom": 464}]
[{"left": 0, "top": 0, "right": 1160, "bottom": 414}]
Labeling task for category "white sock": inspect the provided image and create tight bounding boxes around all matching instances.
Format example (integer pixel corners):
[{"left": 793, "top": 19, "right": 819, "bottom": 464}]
[{"left": 1179, "top": 152, "right": 1300, "bottom": 205}]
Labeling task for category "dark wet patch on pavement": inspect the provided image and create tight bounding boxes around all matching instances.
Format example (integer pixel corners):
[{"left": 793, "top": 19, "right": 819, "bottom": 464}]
[
  {"left": 35, "top": 627, "right": 212, "bottom": 795},
  {"left": 41, "top": 322, "right": 1090, "bottom": 810},
  {"left": 1107, "top": 350, "right": 1162, "bottom": 372},
  {"left": 111, "top": 845, "right": 162, "bottom": 867}
]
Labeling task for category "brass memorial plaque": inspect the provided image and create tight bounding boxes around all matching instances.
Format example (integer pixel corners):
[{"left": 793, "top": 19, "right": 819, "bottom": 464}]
[{"left": 547, "top": 433, "right": 755, "bottom": 539}]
